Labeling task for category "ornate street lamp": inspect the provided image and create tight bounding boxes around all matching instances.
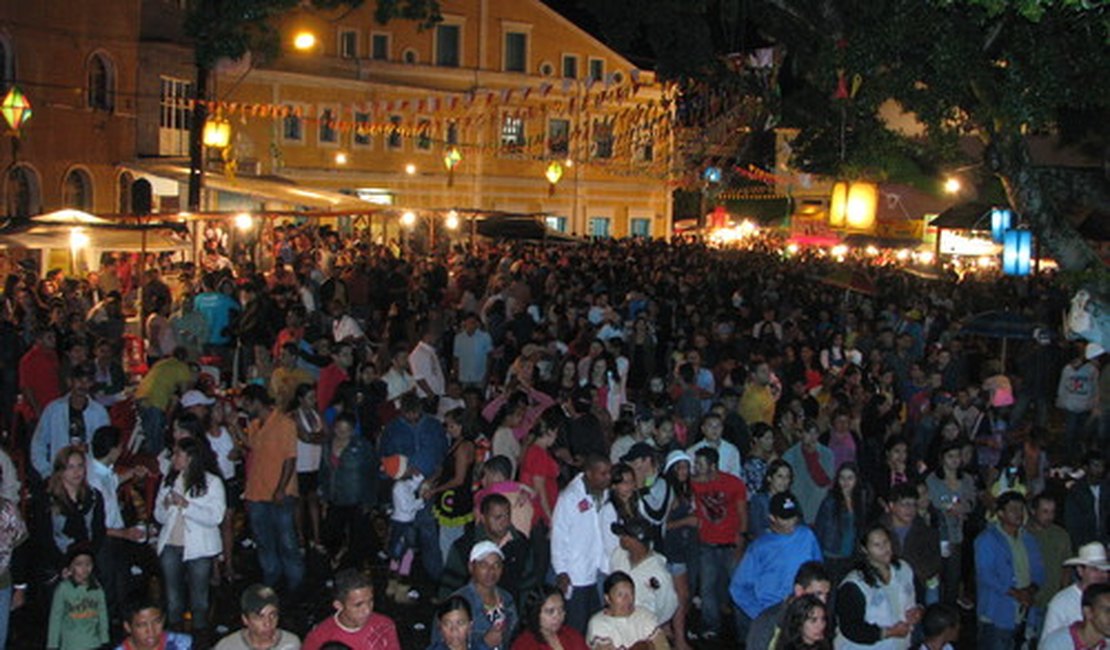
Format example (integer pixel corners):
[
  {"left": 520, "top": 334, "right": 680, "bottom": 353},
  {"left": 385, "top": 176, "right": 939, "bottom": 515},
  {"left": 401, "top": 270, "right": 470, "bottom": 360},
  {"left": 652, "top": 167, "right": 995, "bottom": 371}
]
[
  {"left": 1, "top": 86, "right": 33, "bottom": 135},
  {"left": 202, "top": 118, "right": 231, "bottom": 149},
  {"left": 443, "top": 147, "right": 462, "bottom": 187},
  {"left": 545, "top": 161, "right": 564, "bottom": 196}
]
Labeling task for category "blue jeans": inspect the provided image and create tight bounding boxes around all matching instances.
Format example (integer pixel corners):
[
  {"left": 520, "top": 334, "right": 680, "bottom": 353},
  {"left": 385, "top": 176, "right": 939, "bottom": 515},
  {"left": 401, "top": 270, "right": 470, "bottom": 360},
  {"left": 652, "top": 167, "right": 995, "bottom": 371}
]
[
  {"left": 1064, "top": 410, "right": 1092, "bottom": 460},
  {"left": 414, "top": 503, "right": 442, "bottom": 578},
  {"left": 159, "top": 545, "right": 213, "bottom": 631},
  {"left": 0, "top": 585, "right": 10, "bottom": 650},
  {"left": 978, "top": 621, "right": 1018, "bottom": 650},
  {"left": 564, "top": 580, "right": 602, "bottom": 636},
  {"left": 697, "top": 543, "right": 737, "bottom": 635},
  {"left": 139, "top": 404, "right": 166, "bottom": 455},
  {"left": 249, "top": 498, "right": 304, "bottom": 593}
]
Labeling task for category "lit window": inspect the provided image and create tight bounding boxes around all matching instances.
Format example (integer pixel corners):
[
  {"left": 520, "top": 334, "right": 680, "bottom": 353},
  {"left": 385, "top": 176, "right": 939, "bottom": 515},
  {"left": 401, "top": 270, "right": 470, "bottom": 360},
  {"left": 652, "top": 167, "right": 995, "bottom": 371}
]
[{"left": 500, "top": 115, "right": 525, "bottom": 152}]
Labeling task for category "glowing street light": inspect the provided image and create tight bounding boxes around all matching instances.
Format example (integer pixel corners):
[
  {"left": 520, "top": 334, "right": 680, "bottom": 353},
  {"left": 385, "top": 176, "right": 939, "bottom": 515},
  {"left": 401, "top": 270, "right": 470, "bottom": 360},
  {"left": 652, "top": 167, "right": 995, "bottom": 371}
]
[
  {"left": 1, "top": 86, "right": 33, "bottom": 134},
  {"left": 202, "top": 118, "right": 231, "bottom": 149},
  {"left": 334, "top": 151, "right": 349, "bottom": 165},
  {"left": 445, "top": 210, "right": 460, "bottom": 230},
  {"left": 443, "top": 147, "right": 462, "bottom": 186},
  {"left": 545, "top": 161, "right": 564, "bottom": 195},
  {"left": 401, "top": 210, "right": 416, "bottom": 227},
  {"left": 234, "top": 212, "right": 254, "bottom": 232},
  {"left": 293, "top": 31, "right": 317, "bottom": 51},
  {"left": 405, "top": 163, "right": 417, "bottom": 175},
  {"left": 944, "top": 177, "right": 962, "bottom": 194}
]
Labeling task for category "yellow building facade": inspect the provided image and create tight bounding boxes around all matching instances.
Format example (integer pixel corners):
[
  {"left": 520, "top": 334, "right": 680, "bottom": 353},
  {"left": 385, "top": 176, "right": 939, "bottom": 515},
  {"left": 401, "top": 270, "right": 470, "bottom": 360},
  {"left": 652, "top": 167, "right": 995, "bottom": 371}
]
[
  {"left": 0, "top": 0, "right": 140, "bottom": 218},
  {"left": 204, "top": 0, "right": 675, "bottom": 238}
]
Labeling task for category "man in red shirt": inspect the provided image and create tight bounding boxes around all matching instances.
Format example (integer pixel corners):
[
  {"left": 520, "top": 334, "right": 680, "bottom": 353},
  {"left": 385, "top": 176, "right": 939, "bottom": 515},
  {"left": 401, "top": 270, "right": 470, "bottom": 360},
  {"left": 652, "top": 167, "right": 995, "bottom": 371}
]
[
  {"left": 691, "top": 446, "right": 748, "bottom": 641},
  {"left": 316, "top": 342, "right": 353, "bottom": 413},
  {"left": 302, "top": 568, "right": 401, "bottom": 650},
  {"left": 19, "top": 327, "right": 62, "bottom": 417}
]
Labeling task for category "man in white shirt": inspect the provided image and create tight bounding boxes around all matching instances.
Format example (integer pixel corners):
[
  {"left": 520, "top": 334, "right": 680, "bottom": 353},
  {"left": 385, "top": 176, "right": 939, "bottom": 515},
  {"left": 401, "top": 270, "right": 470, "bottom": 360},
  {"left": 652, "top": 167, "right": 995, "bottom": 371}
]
[
  {"left": 1041, "top": 542, "right": 1110, "bottom": 643},
  {"left": 30, "top": 364, "right": 110, "bottom": 479},
  {"left": 551, "top": 454, "right": 612, "bottom": 635},
  {"left": 1040, "top": 583, "right": 1110, "bottom": 650},
  {"left": 452, "top": 313, "right": 493, "bottom": 389},
  {"left": 409, "top": 325, "right": 445, "bottom": 400},
  {"left": 687, "top": 414, "right": 743, "bottom": 479},
  {"left": 88, "top": 425, "right": 147, "bottom": 618},
  {"left": 383, "top": 346, "right": 416, "bottom": 407}
]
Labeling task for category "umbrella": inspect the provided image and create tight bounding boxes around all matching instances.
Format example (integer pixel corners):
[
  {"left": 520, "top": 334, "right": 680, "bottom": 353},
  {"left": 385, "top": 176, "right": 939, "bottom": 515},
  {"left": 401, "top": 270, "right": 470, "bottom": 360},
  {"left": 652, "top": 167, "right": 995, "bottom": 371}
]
[
  {"left": 820, "top": 268, "right": 877, "bottom": 296},
  {"left": 958, "top": 310, "right": 1046, "bottom": 367}
]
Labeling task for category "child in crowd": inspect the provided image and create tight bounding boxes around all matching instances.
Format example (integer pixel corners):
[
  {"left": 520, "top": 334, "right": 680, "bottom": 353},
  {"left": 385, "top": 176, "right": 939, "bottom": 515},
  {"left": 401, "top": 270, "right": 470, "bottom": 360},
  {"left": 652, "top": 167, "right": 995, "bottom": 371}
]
[
  {"left": 383, "top": 454, "right": 423, "bottom": 603},
  {"left": 47, "top": 545, "right": 109, "bottom": 650},
  {"left": 917, "top": 603, "right": 960, "bottom": 650}
]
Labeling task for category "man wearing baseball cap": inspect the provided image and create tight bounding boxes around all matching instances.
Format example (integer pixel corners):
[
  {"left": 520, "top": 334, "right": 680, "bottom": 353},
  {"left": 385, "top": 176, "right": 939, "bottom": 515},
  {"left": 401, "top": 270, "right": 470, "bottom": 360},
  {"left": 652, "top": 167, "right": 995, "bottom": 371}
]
[
  {"left": 214, "top": 584, "right": 300, "bottom": 650},
  {"left": 730, "top": 491, "right": 822, "bottom": 641},
  {"left": 1041, "top": 542, "right": 1110, "bottom": 643},
  {"left": 434, "top": 541, "right": 519, "bottom": 649},
  {"left": 609, "top": 518, "right": 677, "bottom": 626}
]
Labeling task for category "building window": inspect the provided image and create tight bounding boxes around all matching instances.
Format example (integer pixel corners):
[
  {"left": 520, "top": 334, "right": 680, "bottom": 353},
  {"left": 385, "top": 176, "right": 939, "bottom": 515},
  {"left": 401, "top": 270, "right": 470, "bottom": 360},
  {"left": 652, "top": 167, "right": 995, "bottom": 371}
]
[
  {"left": 87, "top": 52, "right": 115, "bottom": 111},
  {"left": 282, "top": 106, "right": 304, "bottom": 143},
  {"left": 338, "top": 29, "right": 358, "bottom": 59},
  {"left": 388, "top": 115, "right": 403, "bottom": 149},
  {"left": 371, "top": 33, "right": 390, "bottom": 60},
  {"left": 588, "top": 216, "right": 611, "bottom": 238},
  {"left": 118, "top": 172, "right": 133, "bottom": 213},
  {"left": 588, "top": 58, "right": 604, "bottom": 82},
  {"left": 416, "top": 118, "right": 432, "bottom": 150},
  {"left": 500, "top": 114, "right": 525, "bottom": 153},
  {"left": 592, "top": 119, "right": 613, "bottom": 159},
  {"left": 548, "top": 118, "right": 569, "bottom": 156},
  {"left": 353, "top": 112, "right": 371, "bottom": 147},
  {"left": 545, "top": 216, "right": 567, "bottom": 233},
  {"left": 159, "top": 76, "right": 193, "bottom": 156},
  {"left": 63, "top": 169, "right": 93, "bottom": 210},
  {"left": 445, "top": 121, "right": 459, "bottom": 146},
  {"left": 633, "top": 125, "right": 654, "bottom": 162},
  {"left": 319, "top": 107, "right": 339, "bottom": 144},
  {"left": 562, "top": 54, "right": 578, "bottom": 79},
  {"left": 402, "top": 48, "right": 418, "bottom": 64},
  {"left": 630, "top": 218, "right": 651, "bottom": 238},
  {"left": 435, "top": 24, "right": 460, "bottom": 67},
  {"left": 0, "top": 36, "right": 11, "bottom": 93},
  {"left": 6, "top": 165, "right": 40, "bottom": 218},
  {"left": 504, "top": 32, "right": 527, "bottom": 73}
]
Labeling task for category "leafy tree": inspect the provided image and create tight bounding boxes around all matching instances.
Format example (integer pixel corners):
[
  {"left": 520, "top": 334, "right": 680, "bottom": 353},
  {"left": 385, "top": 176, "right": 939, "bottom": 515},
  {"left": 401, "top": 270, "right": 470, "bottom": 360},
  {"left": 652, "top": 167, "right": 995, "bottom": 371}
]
[
  {"left": 577, "top": 0, "right": 1109, "bottom": 285},
  {"left": 184, "top": 0, "right": 442, "bottom": 209}
]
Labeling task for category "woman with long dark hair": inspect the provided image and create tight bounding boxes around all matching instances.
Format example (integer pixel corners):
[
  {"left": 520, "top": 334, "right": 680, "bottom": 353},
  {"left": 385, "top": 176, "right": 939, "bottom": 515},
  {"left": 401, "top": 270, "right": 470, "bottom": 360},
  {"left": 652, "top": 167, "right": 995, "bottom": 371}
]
[
  {"left": 511, "top": 585, "right": 588, "bottom": 650},
  {"left": 427, "top": 407, "right": 478, "bottom": 565},
  {"left": 154, "top": 437, "right": 226, "bottom": 639},
  {"left": 834, "top": 524, "right": 921, "bottom": 649},
  {"left": 814, "top": 462, "right": 871, "bottom": 580},
  {"left": 290, "top": 382, "right": 325, "bottom": 553},
  {"left": 774, "top": 594, "right": 830, "bottom": 650},
  {"left": 661, "top": 451, "right": 696, "bottom": 650},
  {"left": 749, "top": 459, "right": 795, "bottom": 539},
  {"left": 925, "top": 440, "right": 977, "bottom": 607}
]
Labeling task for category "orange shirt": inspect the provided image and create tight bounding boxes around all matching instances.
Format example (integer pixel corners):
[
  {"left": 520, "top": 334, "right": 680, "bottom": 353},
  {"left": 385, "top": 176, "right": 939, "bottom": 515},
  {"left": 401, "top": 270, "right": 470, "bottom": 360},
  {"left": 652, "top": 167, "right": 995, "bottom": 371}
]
[{"left": 243, "top": 410, "right": 299, "bottom": 502}]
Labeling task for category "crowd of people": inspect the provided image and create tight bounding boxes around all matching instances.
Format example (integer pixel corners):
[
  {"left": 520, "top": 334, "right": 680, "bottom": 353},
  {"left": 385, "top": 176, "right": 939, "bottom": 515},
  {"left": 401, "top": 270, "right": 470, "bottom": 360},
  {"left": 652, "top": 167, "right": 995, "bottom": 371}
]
[{"left": 0, "top": 225, "right": 1108, "bottom": 650}]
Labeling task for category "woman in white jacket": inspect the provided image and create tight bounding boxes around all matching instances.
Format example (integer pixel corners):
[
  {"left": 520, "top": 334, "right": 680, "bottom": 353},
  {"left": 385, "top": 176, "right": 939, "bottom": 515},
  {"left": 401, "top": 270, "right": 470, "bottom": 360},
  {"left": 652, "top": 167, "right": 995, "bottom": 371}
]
[{"left": 155, "top": 436, "right": 226, "bottom": 638}]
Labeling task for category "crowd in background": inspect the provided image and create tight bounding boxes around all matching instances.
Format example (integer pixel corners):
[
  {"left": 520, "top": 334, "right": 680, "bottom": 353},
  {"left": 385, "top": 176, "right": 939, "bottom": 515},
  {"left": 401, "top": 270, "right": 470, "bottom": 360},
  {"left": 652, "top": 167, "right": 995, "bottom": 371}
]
[{"left": 0, "top": 225, "right": 1107, "bottom": 650}]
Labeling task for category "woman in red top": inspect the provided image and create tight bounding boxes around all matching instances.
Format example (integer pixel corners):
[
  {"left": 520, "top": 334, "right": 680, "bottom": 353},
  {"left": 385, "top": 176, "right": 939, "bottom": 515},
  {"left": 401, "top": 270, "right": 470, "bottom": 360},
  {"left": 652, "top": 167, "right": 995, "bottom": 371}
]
[
  {"left": 519, "top": 408, "right": 562, "bottom": 582},
  {"left": 511, "top": 585, "right": 588, "bottom": 650}
]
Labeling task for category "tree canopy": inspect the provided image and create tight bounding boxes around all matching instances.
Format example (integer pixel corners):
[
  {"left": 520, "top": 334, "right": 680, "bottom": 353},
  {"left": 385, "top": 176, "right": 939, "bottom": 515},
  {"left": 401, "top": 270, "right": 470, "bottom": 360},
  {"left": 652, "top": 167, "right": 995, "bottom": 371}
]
[{"left": 576, "top": 0, "right": 1109, "bottom": 275}]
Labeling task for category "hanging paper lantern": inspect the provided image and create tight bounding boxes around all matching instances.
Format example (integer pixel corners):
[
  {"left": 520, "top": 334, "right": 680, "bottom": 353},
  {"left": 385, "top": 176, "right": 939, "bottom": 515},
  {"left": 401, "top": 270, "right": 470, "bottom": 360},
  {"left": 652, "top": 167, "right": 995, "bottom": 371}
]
[
  {"left": 1, "top": 86, "right": 33, "bottom": 134},
  {"left": 1002, "top": 229, "right": 1032, "bottom": 276},
  {"left": 545, "top": 161, "right": 564, "bottom": 195},
  {"left": 990, "top": 208, "right": 1012, "bottom": 243}
]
